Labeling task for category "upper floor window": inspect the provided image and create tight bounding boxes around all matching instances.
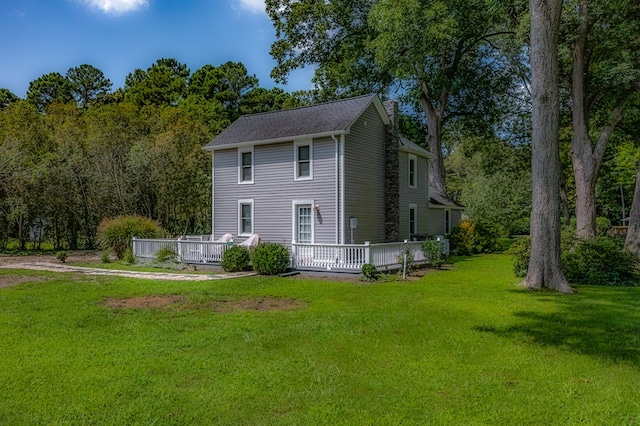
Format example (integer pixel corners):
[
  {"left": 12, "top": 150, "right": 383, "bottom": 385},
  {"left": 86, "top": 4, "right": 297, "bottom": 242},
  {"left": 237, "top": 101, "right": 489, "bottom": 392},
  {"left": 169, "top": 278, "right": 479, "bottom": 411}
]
[
  {"left": 238, "top": 147, "right": 253, "bottom": 184},
  {"left": 408, "top": 153, "right": 417, "bottom": 188},
  {"left": 294, "top": 140, "right": 313, "bottom": 181}
]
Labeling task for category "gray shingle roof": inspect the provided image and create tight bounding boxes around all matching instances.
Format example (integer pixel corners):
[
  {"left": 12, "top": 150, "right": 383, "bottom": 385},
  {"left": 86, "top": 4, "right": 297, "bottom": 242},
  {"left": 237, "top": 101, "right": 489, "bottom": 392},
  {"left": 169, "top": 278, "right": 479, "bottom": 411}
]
[
  {"left": 399, "top": 136, "right": 433, "bottom": 158},
  {"left": 429, "top": 187, "right": 465, "bottom": 209},
  {"left": 204, "top": 94, "right": 382, "bottom": 149}
]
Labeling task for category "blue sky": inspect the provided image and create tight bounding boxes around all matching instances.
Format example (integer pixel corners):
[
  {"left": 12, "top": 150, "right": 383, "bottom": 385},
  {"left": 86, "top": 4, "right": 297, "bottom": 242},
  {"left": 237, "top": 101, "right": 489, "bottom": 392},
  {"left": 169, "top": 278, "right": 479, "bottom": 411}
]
[{"left": 0, "top": 0, "right": 314, "bottom": 98}]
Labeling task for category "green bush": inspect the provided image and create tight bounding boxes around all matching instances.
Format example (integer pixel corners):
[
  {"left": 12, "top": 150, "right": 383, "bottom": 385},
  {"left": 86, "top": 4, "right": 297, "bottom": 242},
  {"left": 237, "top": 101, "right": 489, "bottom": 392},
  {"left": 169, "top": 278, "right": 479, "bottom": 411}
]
[
  {"left": 97, "top": 216, "right": 163, "bottom": 259},
  {"left": 509, "top": 218, "right": 530, "bottom": 236},
  {"left": 422, "top": 239, "right": 444, "bottom": 269},
  {"left": 122, "top": 248, "right": 136, "bottom": 264},
  {"left": 361, "top": 263, "right": 379, "bottom": 281},
  {"left": 101, "top": 250, "right": 111, "bottom": 264},
  {"left": 507, "top": 237, "right": 530, "bottom": 278},
  {"left": 563, "top": 236, "right": 638, "bottom": 286},
  {"left": 251, "top": 242, "right": 290, "bottom": 275},
  {"left": 56, "top": 251, "right": 68, "bottom": 263},
  {"left": 154, "top": 246, "right": 178, "bottom": 263},
  {"left": 508, "top": 233, "right": 639, "bottom": 286},
  {"left": 450, "top": 220, "right": 502, "bottom": 255},
  {"left": 568, "top": 217, "right": 612, "bottom": 236},
  {"left": 221, "top": 245, "right": 251, "bottom": 272}
]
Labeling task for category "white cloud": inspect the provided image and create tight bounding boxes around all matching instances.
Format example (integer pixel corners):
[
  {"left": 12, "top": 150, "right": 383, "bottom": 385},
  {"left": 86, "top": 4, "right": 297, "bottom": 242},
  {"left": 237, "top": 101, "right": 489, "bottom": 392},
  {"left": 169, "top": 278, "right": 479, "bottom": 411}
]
[
  {"left": 235, "top": 0, "right": 265, "bottom": 14},
  {"left": 82, "top": 0, "right": 148, "bottom": 15}
]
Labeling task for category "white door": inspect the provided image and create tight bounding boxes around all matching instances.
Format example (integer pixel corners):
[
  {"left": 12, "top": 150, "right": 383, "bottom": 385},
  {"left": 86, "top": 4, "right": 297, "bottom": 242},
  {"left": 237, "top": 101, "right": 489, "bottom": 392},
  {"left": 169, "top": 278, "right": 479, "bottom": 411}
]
[{"left": 297, "top": 205, "right": 312, "bottom": 243}]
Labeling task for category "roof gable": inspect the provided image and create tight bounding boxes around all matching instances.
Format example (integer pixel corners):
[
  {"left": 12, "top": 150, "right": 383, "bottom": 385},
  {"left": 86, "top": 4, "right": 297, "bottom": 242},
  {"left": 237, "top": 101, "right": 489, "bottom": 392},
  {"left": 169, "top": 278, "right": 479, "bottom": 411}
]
[{"left": 204, "top": 94, "right": 389, "bottom": 150}]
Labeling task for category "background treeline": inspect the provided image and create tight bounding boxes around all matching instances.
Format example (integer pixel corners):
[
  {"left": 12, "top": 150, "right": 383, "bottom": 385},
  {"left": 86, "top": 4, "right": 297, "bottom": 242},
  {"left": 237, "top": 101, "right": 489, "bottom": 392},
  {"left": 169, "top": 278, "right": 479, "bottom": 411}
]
[{"left": 0, "top": 60, "right": 299, "bottom": 250}]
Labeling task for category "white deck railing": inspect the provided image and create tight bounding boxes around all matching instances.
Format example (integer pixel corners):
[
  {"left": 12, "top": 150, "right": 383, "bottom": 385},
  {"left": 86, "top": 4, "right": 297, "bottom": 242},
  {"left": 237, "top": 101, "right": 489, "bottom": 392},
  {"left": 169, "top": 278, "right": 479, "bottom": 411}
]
[
  {"left": 132, "top": 237, "right": 229, "bottom": 263},
  {"left": 369, "top": 241, "right": 426, "bottom": 269},
  {"left": 291, "top": 243, "right": 370, "bottom": 270},
  {"left": 131, "top": 238, "right": 179, "bottom": 259},
  {"left": 132, "top": 237, "right": 440, "bottom": 271}
]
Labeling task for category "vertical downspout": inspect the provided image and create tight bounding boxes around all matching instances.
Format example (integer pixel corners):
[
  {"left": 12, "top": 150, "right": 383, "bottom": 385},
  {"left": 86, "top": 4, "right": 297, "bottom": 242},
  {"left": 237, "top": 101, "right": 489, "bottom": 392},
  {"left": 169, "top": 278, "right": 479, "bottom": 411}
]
[
  {"left": 332, "top": 134, "right": 339, "bottom": 244},
  {"left": 340, "top": 134, "right": 346, "bottom": 245},
  {"left": 211, "top": 151, "right": 215, "bottom": 238}
]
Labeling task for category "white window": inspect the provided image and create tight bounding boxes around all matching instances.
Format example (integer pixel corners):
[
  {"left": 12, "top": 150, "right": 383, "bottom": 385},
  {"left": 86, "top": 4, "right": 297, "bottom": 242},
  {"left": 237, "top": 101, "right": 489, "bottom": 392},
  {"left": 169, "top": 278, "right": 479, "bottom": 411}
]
[
  {"left": 445, "top": 209, "right": 451, "bottom": 235},
  {"left": 292, "top": 200, "right": 314, "bottom": 243},
  {"left": 409, "top": 203, "right": 417, "bottom": 236},
  {"left": 238, "top": 147, "right": 253, "bottom": 184},
  {"left": 294, "top": 140, "right": 313, "bottom": 181},
  {"left": 408, "top": 153, "right": 417, "bottom": 188},
  {"left": 238, "top": 199, "right": 254, "bottom": 236}
]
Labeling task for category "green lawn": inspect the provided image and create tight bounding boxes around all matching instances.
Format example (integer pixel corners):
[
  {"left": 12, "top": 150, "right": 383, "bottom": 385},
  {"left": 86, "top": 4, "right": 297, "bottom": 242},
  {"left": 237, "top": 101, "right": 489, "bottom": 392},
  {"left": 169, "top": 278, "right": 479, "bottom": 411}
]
[{"left": 1, "top": 255, "right": 639, "bottom": 424}]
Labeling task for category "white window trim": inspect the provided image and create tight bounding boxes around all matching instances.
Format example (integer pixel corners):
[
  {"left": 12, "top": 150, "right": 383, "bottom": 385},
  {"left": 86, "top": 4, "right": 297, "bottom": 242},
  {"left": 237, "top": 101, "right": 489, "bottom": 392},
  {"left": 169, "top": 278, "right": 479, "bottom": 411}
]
[
  {"left": 444, "top": 209, "right": 452, "bottom": 235},
  {"left": 409, "top": 203, "right": 418, "bottom": 236},
  {"left": 408, "top": 153, "right": 417, "bottom": 189},
  {"left": 294, "top": 139, "right": 313, "bottom": 181},
  {"left": 238, "top": 146, "right": 254, "bottom": 184},
  {"left": 238, "top": 199, "right": 254, "bottom": 236},
  {"left": 291, "top": 199, "right": 315, "bottom": 244}
]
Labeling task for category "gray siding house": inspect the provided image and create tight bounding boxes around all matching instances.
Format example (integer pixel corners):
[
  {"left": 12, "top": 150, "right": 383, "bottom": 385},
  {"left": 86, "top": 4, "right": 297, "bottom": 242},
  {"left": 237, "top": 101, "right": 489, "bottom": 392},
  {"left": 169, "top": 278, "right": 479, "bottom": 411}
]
[{"left": 203, "top": 94, "right": 437, "bottom": 246}]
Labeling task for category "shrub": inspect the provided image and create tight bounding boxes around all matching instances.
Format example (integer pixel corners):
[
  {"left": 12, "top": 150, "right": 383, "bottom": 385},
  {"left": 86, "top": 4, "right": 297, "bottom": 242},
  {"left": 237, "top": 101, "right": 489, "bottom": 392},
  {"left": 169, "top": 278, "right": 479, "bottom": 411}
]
[
  {"left": 422, "top": 239, "right": 444, "bottom": 269},
  {"left": 562, "top": 236, "right": 638, "bottom": 286},
  {"left": 596, "top": 217, "right": 612, "bottom": 236},
  {"left": 450, "top": 220, "right": 501, "bottom": 255},
  {"left": 101, "top": 250, "right": 111, "bottom": 264},
  {"left": 251, "top": 242, "right": 290, "bottom": 275},
  {"left": 221, "top": 245, "right": 251, "bottom": 272},
  {"left": 507, "top": 237, "right": 530, "bottom": 278},
  {"left": 361, "top": 263, "right": 379, "bottom": 281},
  {"left": 508, "top": 234, "right": 639, "bottom": 286},
  {"left": 97, "top": 216, "right": 162, "bottom": 259},
  {"left": 154, "top": 246, "right": 178, "bottom": 263},
  {"left": 122, "top": 248, "right": 136, "bottom": 264},
  {"left": 56, "top": 251, "right": 68, "bottom": 263},
  {"left": 509, "top": 218, "right": 530, "bottom": 236}
]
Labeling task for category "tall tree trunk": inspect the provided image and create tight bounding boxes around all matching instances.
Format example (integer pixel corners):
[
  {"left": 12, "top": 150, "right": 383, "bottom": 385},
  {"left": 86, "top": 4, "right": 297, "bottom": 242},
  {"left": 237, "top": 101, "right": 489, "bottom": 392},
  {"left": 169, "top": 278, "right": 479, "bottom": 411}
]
[
  {"left": 522, "top": 0, "right": 573, "bottom": 293},
  {"left": 625, "top": 162, "right": 640, "bottom": 256},
  {"left": 570, "top": 0, "right": 625, "bottom": 238},
  {"left": 560, "top": 170, "right": 571, "bottom": 226},
  {"left": 419, "top": 90, "right": 447, "bottom": 194}
]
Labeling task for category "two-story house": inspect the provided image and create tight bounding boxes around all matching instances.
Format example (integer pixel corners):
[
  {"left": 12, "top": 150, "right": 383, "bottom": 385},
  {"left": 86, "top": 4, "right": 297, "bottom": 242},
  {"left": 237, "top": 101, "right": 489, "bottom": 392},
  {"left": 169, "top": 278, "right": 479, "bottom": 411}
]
[{"left": 203, "top": 94, "right": 438, "bottom": 247}]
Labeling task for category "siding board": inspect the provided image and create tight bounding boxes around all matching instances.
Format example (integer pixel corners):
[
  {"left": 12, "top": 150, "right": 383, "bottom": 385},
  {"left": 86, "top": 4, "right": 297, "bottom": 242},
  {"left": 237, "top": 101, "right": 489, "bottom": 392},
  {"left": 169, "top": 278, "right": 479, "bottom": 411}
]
[
  {"left": 343, "top": 104, "right": 387, "bottom": 243},
  {"left": 213, "top": 138, "right": 337, "bottom": 244}
]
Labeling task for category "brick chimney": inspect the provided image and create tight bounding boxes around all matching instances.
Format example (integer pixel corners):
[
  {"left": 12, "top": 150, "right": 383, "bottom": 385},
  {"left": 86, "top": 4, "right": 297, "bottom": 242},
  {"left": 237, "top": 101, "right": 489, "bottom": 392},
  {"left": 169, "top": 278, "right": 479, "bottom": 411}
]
[{"left": 383, "top": 99, "right": 400, "bottom": 242}]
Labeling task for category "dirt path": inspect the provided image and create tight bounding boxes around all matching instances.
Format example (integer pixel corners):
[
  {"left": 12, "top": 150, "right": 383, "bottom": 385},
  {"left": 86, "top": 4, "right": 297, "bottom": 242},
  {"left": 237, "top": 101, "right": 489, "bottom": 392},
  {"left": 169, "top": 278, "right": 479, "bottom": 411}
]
[
  {"left": 0, "top": 252, "right": 256, "bottom": 281},
  {"left": 0, "top": 262, "right": 256, "bottom": 281}
]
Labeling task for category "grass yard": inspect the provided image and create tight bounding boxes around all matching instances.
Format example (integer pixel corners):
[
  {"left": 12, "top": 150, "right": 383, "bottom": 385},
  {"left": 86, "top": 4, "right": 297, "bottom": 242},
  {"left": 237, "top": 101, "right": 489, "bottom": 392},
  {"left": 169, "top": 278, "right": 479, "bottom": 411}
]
[{"left": 1, "top": 254, "right": 640, "bottom": 424}]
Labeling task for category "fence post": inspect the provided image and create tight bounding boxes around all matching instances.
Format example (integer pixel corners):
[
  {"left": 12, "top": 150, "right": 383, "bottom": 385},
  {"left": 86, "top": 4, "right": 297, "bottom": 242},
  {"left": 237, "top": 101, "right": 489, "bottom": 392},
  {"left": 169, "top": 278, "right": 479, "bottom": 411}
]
[
  {"left": 177, "top": 236, "right": 183, "bottom": 261},
  {"left": 364, "top": 241, "right": 370, "bottom": 265},
  {"left": 132, "top": 237, "right": 137, "bottom": 257}
]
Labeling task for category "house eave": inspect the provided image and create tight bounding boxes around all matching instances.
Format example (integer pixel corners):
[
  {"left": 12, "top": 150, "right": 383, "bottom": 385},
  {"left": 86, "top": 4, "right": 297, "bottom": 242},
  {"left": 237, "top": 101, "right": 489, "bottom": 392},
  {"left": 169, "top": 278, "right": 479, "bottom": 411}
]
[
  {"left": 399, "top": 146, "right": 435, "bottom": 159},
  {"left": 203, "top": 130, "right": 348, "bottom": 151},
  {"left": 428, "top": 203, "right": 465, "bottom": 210}
]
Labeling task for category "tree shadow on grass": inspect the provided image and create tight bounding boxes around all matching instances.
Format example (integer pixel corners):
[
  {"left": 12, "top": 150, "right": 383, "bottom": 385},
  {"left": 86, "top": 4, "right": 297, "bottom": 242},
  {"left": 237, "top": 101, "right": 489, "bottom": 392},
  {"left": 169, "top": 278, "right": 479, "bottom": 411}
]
[{"left": 478, "top": 286, "right": 640, "bottom": 367}]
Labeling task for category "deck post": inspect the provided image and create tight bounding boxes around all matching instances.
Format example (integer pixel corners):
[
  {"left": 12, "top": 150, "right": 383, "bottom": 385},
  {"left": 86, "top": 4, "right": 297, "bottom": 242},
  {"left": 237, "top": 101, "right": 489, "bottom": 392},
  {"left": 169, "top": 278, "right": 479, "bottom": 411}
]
[
  {"left": 177, "top": 236, "right": 183, "bottom": 261},
  {"left": 291, "top": 240, "right": 297, "bottom": 268},
  {"left": 364, "top": 241, "right": 370, "bottom": 264}
]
